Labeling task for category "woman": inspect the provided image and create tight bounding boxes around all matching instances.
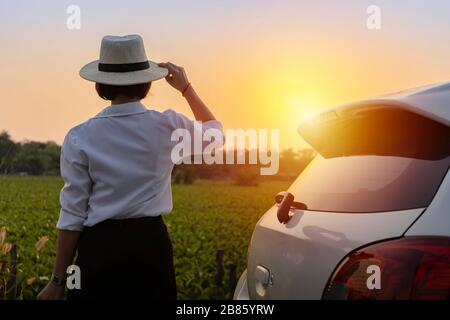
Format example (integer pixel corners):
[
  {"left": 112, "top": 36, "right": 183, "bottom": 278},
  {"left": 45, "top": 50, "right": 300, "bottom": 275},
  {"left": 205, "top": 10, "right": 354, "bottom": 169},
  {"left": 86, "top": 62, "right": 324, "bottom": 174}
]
[{"left": 37, "top": 35, "right": 223, "bottom": 299}]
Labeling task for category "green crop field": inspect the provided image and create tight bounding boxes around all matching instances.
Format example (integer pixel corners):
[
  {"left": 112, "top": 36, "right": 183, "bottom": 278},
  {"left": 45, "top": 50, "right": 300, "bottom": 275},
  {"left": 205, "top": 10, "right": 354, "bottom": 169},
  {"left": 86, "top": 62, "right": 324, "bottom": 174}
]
[{"left": 0, "top": 176, "right": 291, "bottom": 300}]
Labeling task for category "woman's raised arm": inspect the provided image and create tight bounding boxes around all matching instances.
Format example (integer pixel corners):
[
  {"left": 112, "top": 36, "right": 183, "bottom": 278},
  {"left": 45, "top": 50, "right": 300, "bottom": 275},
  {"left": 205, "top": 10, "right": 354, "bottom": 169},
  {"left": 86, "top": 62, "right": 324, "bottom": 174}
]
[{"left": 158, "top": 62, "right": 216, "bottom": 122}]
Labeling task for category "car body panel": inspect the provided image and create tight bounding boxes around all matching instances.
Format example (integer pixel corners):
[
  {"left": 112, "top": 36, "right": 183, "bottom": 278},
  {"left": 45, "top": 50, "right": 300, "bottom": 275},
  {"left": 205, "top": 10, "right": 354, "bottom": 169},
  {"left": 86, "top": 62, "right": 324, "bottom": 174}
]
[
  {"left": 233, "top": 269, "right": 250, "bottom": 300},
  {"left": 405, "top": 169, "right": 450, "bottom": 236},
  {"left": 246, "top": 207, "right": 423, "bottom": 299}
]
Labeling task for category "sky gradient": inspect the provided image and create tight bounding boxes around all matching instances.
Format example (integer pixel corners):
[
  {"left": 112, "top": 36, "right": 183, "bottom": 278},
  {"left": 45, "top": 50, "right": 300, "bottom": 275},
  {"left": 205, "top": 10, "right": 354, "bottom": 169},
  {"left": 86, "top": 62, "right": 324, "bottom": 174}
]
[{"left": 1, "top": 0, "right": 449, "bottom": 148}]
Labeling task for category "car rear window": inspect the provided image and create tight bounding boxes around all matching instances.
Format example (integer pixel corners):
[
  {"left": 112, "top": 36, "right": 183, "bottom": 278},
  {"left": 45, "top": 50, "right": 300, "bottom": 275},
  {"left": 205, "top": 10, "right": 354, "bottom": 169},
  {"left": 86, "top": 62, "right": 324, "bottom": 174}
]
[{"left": 288, "top": 154, "right": 449, "bottom": 213}]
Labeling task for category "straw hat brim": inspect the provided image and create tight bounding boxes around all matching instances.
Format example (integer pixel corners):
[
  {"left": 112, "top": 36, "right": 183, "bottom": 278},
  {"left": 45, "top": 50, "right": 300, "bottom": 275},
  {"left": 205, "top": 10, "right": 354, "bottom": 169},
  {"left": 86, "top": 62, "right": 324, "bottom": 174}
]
[{"left": 79, "top": 60, "right": 168, "bottom": 85}]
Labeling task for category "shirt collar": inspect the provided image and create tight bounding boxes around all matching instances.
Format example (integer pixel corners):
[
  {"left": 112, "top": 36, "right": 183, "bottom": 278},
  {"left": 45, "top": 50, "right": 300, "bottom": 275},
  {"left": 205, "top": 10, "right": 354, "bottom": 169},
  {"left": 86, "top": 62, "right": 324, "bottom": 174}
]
[{"left": 94, "top": 101, "right": 148, "bottom": 118}]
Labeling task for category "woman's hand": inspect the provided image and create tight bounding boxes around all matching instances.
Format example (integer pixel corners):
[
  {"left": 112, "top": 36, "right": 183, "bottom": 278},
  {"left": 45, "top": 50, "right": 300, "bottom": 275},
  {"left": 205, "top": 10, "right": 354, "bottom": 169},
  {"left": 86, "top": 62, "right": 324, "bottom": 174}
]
[
  {"left": 158, "top": 62, "right": 190, "bottom": 93},
  {"left": 158, "top": 61, "right": 216, "bottom": 121},
  {"left": 37, "top": 282, "right": 65, "bottom": 300}
]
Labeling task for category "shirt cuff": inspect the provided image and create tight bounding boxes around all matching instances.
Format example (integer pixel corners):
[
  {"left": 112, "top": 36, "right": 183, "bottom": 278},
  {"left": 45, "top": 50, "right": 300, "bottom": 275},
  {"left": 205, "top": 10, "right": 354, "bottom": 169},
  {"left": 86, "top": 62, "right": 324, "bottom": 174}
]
[
  {"left": 56, "top": 209, "right": 86, "bottom": 231},
  {"left": 203, "top": 120, "right": 223, "bottom": 131}
]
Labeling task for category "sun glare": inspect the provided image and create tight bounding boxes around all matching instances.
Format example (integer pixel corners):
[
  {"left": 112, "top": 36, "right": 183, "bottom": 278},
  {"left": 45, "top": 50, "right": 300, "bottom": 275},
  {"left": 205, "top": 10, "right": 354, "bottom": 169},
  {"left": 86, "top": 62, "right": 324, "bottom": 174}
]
[{"left": 283, "top": 91, "right": 319, "bottom": 124}]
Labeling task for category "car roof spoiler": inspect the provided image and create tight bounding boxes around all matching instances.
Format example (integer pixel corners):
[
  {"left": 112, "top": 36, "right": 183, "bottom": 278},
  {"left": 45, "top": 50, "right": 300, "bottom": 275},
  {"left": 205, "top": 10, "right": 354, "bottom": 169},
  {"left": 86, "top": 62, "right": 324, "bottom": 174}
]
[{"left": 297, "top": 101, "right": 450, "bottom": 160}]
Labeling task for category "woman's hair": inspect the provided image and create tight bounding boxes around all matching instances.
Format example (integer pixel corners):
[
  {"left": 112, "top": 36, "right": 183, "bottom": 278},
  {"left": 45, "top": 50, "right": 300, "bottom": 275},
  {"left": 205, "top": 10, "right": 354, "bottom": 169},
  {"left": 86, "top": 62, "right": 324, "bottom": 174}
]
[{"left": 95, "top": 82, "right": 151, "bottom": 100}]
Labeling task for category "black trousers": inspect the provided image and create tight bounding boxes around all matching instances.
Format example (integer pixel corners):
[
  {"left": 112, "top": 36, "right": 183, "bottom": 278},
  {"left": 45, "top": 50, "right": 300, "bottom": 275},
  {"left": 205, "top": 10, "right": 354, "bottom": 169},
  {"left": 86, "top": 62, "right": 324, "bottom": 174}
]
[{"left": 67, "top": 216, "right": 177, "bottom": 300}]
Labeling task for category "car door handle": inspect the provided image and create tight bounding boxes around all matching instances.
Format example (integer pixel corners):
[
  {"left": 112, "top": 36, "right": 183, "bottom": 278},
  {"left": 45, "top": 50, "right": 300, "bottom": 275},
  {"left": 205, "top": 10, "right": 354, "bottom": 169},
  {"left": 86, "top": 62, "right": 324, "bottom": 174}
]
[{"left": 255, "top": 265, "right": 271, "bottom": 286}]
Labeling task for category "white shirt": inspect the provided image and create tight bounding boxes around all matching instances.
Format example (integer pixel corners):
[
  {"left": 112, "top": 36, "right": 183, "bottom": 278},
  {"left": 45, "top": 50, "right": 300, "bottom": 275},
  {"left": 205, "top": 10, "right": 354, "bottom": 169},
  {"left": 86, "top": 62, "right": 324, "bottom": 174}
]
[{"left": 56, "top": 102, "right": 223, "bottom": 231}]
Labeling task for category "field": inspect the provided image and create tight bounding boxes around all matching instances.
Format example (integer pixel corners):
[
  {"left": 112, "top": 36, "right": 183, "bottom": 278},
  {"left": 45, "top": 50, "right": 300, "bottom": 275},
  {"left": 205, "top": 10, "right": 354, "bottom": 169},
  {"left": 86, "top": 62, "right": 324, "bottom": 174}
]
[{"left": 0, "top": 176, "right": 291, "bottom": 299}]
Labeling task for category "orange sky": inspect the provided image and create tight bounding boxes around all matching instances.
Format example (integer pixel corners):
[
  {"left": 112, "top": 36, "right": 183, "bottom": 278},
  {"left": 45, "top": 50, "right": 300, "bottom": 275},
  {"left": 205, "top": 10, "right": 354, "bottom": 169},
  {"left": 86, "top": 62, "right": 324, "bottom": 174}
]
[{"left": 1, "top": 1, "right": 449, "bottom": 149}]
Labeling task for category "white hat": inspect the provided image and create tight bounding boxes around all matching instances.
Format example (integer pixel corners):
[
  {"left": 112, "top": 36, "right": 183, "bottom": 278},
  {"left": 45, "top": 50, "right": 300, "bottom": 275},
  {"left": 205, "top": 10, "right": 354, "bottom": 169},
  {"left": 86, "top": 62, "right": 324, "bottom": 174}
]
[{"left": 79, "top": 34, "right": 168, "bottom": 85}]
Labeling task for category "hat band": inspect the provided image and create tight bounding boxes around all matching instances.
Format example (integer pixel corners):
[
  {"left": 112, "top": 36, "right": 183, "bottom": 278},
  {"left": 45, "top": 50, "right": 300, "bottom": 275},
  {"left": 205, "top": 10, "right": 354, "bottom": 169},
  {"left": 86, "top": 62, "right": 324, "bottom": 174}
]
[{"left": 98, "top": 61, "right": 150, "bottom": 73}]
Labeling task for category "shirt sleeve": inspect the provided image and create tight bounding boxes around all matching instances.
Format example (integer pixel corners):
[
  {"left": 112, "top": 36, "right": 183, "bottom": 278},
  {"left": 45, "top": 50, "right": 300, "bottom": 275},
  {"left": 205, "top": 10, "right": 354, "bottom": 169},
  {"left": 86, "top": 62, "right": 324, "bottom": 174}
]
[
  {"left": 162, "top": 109, "right": 224, "bottom": 156},
  {"left": 56, "top": 129, "right": 92, "bottom": 231}
]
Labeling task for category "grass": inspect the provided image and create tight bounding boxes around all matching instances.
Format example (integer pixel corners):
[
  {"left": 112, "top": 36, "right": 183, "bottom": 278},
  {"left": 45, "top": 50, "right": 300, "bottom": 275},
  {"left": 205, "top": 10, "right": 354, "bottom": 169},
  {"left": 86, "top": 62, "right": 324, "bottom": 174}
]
[{"left": 0, "top": 176, "right": 291, "bottom": 299}]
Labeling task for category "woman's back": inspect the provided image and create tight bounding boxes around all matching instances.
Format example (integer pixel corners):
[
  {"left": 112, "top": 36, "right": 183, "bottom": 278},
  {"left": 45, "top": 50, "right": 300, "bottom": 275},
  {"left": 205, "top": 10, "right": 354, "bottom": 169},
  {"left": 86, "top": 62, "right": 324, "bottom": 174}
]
[{"left": 57, "top": 101, "right": 222, "bottom": 230}]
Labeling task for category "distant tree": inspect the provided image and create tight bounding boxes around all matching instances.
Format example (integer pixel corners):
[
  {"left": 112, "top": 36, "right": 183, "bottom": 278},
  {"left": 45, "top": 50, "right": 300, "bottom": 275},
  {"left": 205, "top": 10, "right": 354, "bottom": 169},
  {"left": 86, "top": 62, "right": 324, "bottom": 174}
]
[
  {"left": 12, "top": 152, "right": 44, "bottom": 175},
  {"left": 182, "top": 166, "right": 196, "bottom": 184},
  {"left": 42, "top": 142, "right": 61, "bottom": 175},
  {"left": 172, "top": 164, "right": 197, "bottom": 184},
  {"left": 280, "top": 148, "right": 297, "bottom": 173},
  {"left": 11, "top": 140, "right": 61, "bottom": 175},
  {"left": 0, "top": 131, "right": 18, "bottom": 175},
  {"left": 279, "top": 148, "right": 316, "bottom": 176},
  {"left": 173, "top": 170, "right": 183, "bottom": 184}
]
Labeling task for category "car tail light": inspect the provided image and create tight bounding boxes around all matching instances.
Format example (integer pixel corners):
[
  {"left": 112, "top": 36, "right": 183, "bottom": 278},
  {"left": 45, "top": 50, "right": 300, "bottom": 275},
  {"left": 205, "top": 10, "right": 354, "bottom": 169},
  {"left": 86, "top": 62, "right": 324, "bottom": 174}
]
[{"left": 323, "top": 236, "right": 450, "bottom": 300}]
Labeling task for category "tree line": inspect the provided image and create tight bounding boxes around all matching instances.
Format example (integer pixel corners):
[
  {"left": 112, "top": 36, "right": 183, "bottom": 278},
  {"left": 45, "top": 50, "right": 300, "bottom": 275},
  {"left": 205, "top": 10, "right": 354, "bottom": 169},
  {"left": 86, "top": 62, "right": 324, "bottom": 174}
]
[
  {"left": 0, "top": 130, "right": 316, "bottom": 181},
  {"left": 0, "top": 131, "right": 60, "bottom": 175}
]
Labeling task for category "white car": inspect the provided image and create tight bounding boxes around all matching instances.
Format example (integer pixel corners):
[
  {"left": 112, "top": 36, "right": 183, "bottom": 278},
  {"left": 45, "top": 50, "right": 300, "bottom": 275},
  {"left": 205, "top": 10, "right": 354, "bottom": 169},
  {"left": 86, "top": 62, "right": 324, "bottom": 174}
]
[{"left": 234, "top": 82, "right": 450, "bottom": 300}]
